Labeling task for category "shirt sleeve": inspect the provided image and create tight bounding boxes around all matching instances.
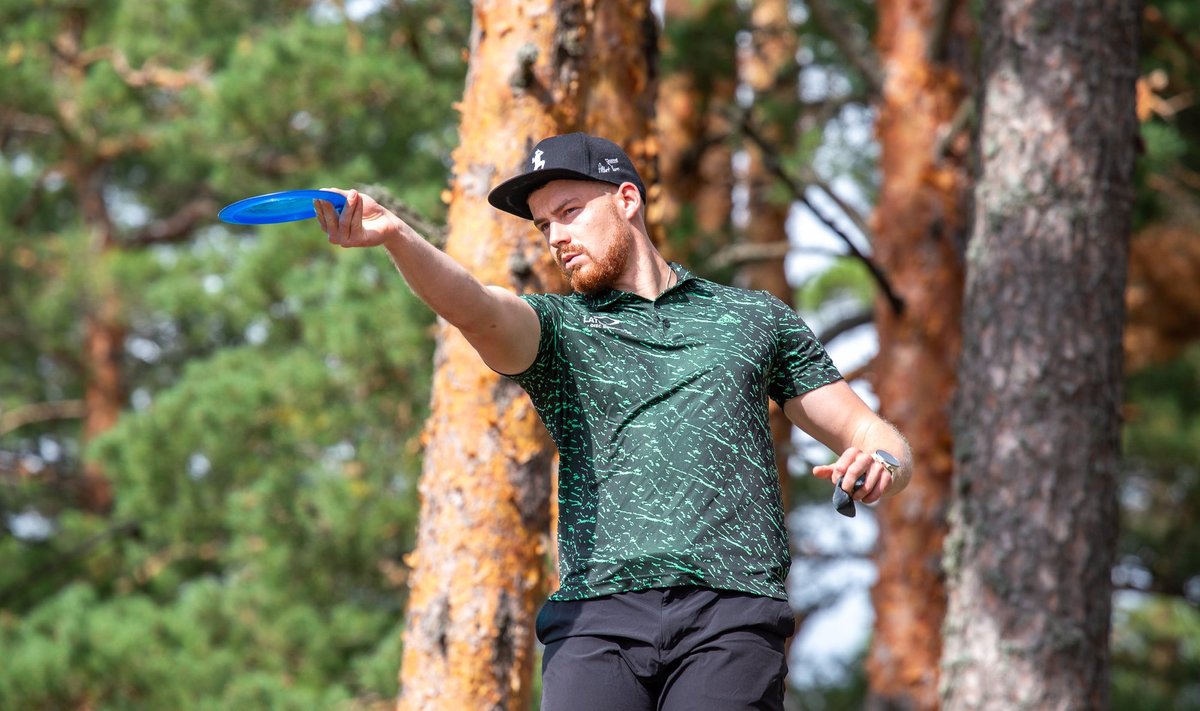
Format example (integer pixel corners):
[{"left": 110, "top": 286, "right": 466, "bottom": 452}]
[
  {"left": 764, "top": 295, "right": 844, "bottom": 406},
  {"left": 505, "top": 293, "right": 565, "bottom": 390}
]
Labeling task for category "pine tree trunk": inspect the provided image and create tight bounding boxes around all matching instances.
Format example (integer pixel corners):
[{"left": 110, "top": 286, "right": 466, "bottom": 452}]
[
  {"left": 940, "top": 1, "right": 1138, "bottom": 708},
  {"left": 397, "top": 2, "right": 655, "bottom": 709},
  {"left": 655, "top": 0, "right": 736, "bottom": 243},
  {"left": 735, "top": 0, "right": 795, "bottom": 498},
  {"left": 81, "top": 290, "right": 122, "bottom": 513},
  {"left": 866, "top": 1, "right": 974, "bottom": 708},
  {"left": 60, "top": 12, "right": 122, "bottom": 513},
  {"left": 79, "top": 176, "right": 122, "bottom": 514}
]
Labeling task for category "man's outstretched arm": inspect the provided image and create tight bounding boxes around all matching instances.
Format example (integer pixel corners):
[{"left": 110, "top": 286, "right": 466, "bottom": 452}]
[{"left": 315, "top": 189, "right": 540, "bottom": 375}]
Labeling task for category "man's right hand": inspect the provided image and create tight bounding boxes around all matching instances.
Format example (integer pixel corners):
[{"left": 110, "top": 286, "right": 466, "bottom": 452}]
[{"left": 314, "top": 188, "right": 407, "bottom": 249}]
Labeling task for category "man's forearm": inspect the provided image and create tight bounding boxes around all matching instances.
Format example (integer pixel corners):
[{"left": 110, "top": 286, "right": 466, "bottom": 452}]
[{"left": 379, "top": 222, "right": 499, "bottom": 332}]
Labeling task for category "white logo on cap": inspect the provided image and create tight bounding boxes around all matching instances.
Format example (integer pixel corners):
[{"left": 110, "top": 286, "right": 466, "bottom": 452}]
[
  {"left": 532, "top": 149, "right": 545, "bottom": 171},
  {"left": 597, "top": 157, "right": 619, "bottom": 174}
]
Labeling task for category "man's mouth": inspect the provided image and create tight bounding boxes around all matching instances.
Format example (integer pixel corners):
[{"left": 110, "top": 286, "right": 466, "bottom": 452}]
[{"left": 560, "top": 251, "right": 586, "bottom": 270}]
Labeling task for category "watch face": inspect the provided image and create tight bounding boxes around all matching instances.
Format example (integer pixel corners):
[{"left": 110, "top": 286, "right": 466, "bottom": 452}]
[{"left": 874, "top": 449, "right": 901, "bottom": 469}]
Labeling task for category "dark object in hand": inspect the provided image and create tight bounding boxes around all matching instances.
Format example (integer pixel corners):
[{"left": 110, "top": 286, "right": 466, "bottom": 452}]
[{"left": 833, "top": 474, "right": 866, "bottom": 517}]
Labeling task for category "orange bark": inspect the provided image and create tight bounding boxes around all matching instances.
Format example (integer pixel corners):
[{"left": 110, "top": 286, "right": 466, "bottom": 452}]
[
  {"left": 80, "top": 292, "right": 123, "bottom": 512},
  {"left": 867, "top": 1, "right": 974, "bottom": 708},
  {"left": 735, "top": 0, "right": 793, "bottom": 302},
  {"left": 1125, "top": 221, "right": 1200, "bottom": 371},
  {"left": 56, "top": 11, "right": 123, "bottom": 514},
  {"left": 735, "top": 0, "right": 795, "bottom": 495},
  {"left": 397, "top": 2, "right": 655, "bottom": 709},
  {"left": 655, "top": 0, "right": 736, "bottom": 246}
]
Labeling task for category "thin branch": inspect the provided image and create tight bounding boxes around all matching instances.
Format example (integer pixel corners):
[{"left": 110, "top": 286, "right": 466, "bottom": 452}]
[
  {"left": 736, "top": 111, "right": 905, "bottom": 315},
  {"left": 840, "top": 357, "right": 873, "bottom": 384},
  {"left": 800, "top": 169, "right": 872, "bottom": 239},
  {"left": 791, "top": 548, "right": 873, "bottom": 563},
  {"left": 356, "top": 183, "right": 448, "bottom": 248},
  {"left": 125, "top": 198, "right": 220, "bottom": 247},
  {"left": 1169, "top": 165, "right": 1200, "bottom": 193},
  {"left": 1144, "top": 6, "right": 1200, "bottom": 65},
  {"left": 801, "top": 91, "right": 871, "bottom": 127},
  {"left": 77, "top": 46, "right": 211, "bottom": 91},
  {"left": 804, "top": 0, "right": 884, "bottom": 95},
  {"left": 708, "top": 241, "right": 845, "bottom": 270},
  {"left": 0, "top": 399, "right": 87, "bottom": 437},
  {"left": 933, "top": 96, "right": 974, "bottom": 163},
  {"left": 816, "top": 309, "right": 874, "bottom": 346},
  {"left": 0, "top": 107, "right": 58, "bottom": 137},
  {"left": 712, "top": 241, "right": 790, "bottom": 269}
]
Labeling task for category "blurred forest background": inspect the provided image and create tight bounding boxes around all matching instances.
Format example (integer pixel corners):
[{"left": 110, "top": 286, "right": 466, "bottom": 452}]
[{"left": 1, "top": 0, "right": 1197, "bottom": 709}]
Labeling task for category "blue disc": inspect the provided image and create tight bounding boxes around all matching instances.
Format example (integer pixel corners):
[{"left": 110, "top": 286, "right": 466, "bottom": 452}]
[{"left": 218, "top": 189, "right": 347, "bottom": 225}]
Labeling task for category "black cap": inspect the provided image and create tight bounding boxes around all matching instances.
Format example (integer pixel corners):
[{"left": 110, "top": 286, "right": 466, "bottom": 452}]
[{"left": 487, "top": 133, "right": 647, "bottom": 220}]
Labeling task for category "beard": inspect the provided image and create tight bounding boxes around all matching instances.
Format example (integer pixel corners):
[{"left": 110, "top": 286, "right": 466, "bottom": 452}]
[{"left": 559, "top": 223, "right": 634, "bottom": 295}]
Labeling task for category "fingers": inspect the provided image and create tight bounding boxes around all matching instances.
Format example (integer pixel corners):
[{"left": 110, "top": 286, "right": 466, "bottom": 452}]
[
  {"left": 314, "top": 195, "right": 339, "bottom": 239},
  {"left": 811, "top": 464, "right": 836, "bottom": 481},
  {"left": 812, "top": 447, "right": 896, "bottom": 506},
  {"left": 315, "top": 189, "right": 360, "bottom": 247},
  {"left": 346, "top": 190, "right": 362, "bottom": 242},
  {"left": 315, "top": 199, "right": 331, "bottom": 234},
  {"left": 314, "top": 188, "right": 400, "bottom": 251}
]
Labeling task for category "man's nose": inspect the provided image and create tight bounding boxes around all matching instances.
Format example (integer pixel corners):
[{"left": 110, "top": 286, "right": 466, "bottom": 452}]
[{"left": 546, "top": 222, "right": 570, "bottom": 249}]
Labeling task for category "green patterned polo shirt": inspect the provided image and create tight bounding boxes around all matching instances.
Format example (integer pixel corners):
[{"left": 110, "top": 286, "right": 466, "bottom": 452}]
[{"left": 509, "top": 264, "right": 842, "bottom": 601}]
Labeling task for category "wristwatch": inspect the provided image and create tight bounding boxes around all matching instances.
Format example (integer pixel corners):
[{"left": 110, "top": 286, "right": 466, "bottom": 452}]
[{"left": 872, "top": 449, "right": 901, "bottom": 477}]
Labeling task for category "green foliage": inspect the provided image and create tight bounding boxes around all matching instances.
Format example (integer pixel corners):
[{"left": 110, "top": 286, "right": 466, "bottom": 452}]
[
  {"left": 0, "top": 581, "right": 401, "bottom": 709},
  {"left": 1115, "top": 343, "right": 1200, "bottom": 697},
  {"left": 3, "top": 0, "right": 1198, "bottom": 708},
  {"left": 1134, "top": 0, "right": 1200, "bottom": 227},
  {"left": 1, "top": 0, "right": 464, "bottom": 707},
  {"left": 796, "top": 257, "right": 873, "bottom": 317},
  {"left": 1108, "top": 3, "right": 1200, "bottom": 700},
  {"left": 1111, "top": 595, "right": 1200, "bottom": 710},
  {"left": 660, "top": 0, "right": 738, "bottom": 94}
]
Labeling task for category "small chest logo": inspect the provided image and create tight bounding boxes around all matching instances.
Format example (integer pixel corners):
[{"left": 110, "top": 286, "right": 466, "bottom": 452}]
[
  {"left": 583, "top": 315, "right": 622, "bottom": 330},
  {"left": 532, "top": 149, "right": 546, "bottom": 171}
]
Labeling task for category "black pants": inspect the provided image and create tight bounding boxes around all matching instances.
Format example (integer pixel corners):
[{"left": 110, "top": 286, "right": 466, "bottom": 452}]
[{"left": 536, "top": 586, "right": 795, "bottom": 711}]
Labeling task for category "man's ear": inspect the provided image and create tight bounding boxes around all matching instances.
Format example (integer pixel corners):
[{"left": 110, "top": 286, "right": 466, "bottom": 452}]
[{"left": 615, "top": 182, "right": 642, "bottom": 219}]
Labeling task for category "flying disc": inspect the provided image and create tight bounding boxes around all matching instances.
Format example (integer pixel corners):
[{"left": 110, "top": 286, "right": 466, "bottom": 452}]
[{"left": 218, "top": 190, "right": 347, "bottom": 225}]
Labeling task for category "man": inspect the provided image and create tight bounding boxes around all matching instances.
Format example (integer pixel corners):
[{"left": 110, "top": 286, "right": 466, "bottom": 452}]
[{"left": 315, "top": 133, "right": 911, "bottom": 710}]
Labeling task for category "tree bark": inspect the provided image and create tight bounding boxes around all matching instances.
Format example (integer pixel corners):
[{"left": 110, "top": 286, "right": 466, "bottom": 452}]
[
  {"left": 866, "top": 1, "right": 975, "bottom": 708},
  {"left": 735, "top": 0, "right": 796, "bottom": 499},
  {"left": 1125, "top": 221, "right": 1200, "bottom": 372},
  {"left": 941, "top": 1, "right": 1139, "bottom": 708},
  {"left": 58, "top": 8, "right": 122, "bottom": 514},
  {"left": 655, "top": 0, "right": 737, "bottom": 247},
  {"left": 397, "top": 2, "right": 656, "bottom": 709}
]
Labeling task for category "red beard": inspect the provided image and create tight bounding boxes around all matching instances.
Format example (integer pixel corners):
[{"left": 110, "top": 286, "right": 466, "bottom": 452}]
[{"left": 559, "top": 226, "right": 633, "bottom": 294}]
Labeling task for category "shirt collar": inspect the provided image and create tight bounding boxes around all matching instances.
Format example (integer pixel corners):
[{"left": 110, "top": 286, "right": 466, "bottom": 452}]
[{"left": 581, "top": 262, "right": 697, "bottom": 309}]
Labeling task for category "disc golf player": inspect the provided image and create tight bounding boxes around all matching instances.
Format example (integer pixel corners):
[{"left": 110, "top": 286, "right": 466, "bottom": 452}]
[{"left": 314, "top": 133, "right": 912, "bottom": 710}]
